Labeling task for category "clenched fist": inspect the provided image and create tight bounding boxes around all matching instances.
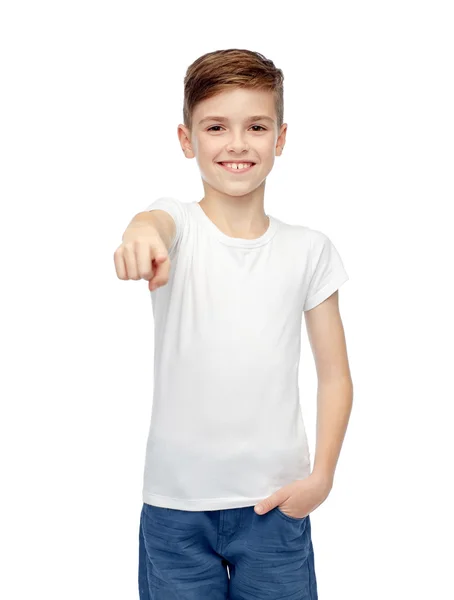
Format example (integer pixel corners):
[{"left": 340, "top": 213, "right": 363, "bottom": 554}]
[{"left": 114, "top": 222, "right": 171, "bottom": 292}]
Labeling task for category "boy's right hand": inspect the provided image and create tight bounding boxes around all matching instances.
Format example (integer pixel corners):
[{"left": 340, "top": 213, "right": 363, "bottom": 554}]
[{"left": 114, "top": 223, "right": 171, "bottom": 292}]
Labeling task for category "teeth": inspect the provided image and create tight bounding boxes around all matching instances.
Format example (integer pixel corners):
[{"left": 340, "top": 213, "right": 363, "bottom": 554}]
[{"left": 222, "top": 163, "right": 253, "bottom": 170}]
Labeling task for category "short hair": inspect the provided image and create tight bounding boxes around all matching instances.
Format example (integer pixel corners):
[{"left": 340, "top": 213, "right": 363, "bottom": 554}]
[{"left": 183, "top": 48, "right": 284, "bottom": 132}]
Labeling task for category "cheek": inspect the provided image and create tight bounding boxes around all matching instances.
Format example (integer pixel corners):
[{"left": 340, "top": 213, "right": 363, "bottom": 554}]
[
  {"left": 199, "top": 149, "right": 220, "bottom": 165},
  {"left": 259, "top": 139, "right": 277, "bottom": 154}
]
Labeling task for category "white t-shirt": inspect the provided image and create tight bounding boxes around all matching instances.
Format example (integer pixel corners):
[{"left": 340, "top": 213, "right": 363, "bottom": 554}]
[{"left": 141, "top": 197, "right": 349, "bottom": 511}]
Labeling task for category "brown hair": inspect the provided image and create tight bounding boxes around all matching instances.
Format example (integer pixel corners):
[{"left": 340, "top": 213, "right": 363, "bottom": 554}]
[{"left": 183, "top": 48, "right": 284, "bottom": 133}]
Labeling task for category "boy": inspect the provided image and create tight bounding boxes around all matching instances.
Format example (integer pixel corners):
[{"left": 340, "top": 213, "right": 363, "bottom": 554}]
[{"left": 114, "top": 48, "right": 353, "bottom": 600}]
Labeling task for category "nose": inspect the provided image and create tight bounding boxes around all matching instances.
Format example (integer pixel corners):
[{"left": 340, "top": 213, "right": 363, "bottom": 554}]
[{"left": 226, "top": 131, "right": 249, "bottom": 154}]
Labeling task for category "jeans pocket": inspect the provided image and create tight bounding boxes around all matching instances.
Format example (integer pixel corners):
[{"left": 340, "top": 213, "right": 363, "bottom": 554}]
[{"left": 274, "top": 506, "right": 307, "bottom": 523}]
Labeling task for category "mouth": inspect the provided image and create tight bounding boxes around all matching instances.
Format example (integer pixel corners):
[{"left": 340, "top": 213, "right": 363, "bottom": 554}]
[{"left": 216, "top": 162, "right": 256, "bottom": 174}]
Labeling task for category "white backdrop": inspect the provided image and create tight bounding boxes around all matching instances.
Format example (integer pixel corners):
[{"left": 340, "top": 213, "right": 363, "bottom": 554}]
[{"left": 1, "top": 1, "right": 453, "bottom": 598}]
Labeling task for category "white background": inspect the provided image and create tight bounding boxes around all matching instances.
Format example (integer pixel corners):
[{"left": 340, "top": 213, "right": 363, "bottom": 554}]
[{"left": 1, "top": 1, "right": 453, "bottom": 598}]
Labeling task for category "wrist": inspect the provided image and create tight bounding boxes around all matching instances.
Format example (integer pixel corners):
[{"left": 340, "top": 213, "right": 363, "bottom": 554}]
[{"left": 311, "top": 468, "right": 334, "bottom": 491}]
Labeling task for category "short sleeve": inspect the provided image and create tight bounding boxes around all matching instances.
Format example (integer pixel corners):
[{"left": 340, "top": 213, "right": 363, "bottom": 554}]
[
  {"left": 303, "top": 230, "right": 349, "bottom": 311},
  {"left": 144, "top": 197, "right": 187, "bottom": 256}
]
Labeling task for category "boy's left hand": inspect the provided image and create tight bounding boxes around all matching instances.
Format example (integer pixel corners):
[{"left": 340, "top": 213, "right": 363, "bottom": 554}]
[{"left": 254, "top": 472, "right": 332, "bottom": 519}]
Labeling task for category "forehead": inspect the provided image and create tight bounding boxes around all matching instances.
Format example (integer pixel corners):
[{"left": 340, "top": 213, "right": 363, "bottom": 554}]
[{"left": 193, "top": 88, "right": 276, "bottom": 122}]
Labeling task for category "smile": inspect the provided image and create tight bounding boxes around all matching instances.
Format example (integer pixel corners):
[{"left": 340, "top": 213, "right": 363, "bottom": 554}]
[{"left": 217, "top": 162, "right": 256, "bottom": 174}]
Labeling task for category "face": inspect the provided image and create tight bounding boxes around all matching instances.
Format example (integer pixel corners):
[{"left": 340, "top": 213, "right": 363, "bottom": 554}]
[{"left": 178, "top": 88, "right": 287, "bottom": 200}]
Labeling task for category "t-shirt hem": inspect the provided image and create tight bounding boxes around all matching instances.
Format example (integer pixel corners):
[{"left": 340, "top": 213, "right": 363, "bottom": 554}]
[{"left": 142, "top": 492, "right": 268, "bottom": 511}]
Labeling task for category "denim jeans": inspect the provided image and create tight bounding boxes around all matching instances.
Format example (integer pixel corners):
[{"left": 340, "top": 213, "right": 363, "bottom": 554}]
[{"left": 138, "top": 502, "right": 318, "bottom": 599}]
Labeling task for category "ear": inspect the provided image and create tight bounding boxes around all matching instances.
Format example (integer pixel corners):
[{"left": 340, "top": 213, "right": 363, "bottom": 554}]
[
  {"left": 276, "top": 123, "right": 288, "bottom": 156},
  {"left": 177, "top": 124, "right": 194, "bottom": 158}
]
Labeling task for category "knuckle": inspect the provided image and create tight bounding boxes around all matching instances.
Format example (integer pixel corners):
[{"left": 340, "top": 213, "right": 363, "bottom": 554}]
[
  {"left": 122, "top": 242, "right": 135, "bottom": 253},
  {"left": 140, "top": 270, "right": 154, "bottom": 280}
]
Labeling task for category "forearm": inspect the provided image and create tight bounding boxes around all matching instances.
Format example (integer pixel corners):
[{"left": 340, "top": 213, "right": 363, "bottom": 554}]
[
  {"left": 312, "top": 377, "right": 353, "bottom": 486},
  {"left": 123, "top": 210, "right": 175, "bottom": 252}
]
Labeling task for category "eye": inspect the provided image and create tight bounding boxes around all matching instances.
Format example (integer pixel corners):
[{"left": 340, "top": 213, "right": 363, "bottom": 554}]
[{"left": 206, "top": 125, "right": 267, "bottom": 132}]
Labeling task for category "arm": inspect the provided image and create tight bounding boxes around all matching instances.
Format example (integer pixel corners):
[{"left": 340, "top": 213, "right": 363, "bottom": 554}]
[
  {"left": 304, "top": 290, "right": 353, "bottom": 489},
  {"left": 123, "top": 209, "right": 176, "bottom": 253},
  {"left": 114, "top": 209, "right": 177, "bottom": 292}
]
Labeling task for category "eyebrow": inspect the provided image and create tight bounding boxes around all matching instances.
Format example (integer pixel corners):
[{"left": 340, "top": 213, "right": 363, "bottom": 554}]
[{"left": 198, "top": 115, "right": 275, "bottom": 125}]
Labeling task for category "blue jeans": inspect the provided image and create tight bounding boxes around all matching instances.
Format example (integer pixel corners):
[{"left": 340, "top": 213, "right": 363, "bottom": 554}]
[{"left": 138, "top": 502, "right": 318, "bottom": 599}]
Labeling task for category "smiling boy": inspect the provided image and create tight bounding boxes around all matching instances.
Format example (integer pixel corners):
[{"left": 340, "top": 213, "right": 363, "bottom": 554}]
[{"left": 115, "top": 48, "right": 353, "bottom": 600}]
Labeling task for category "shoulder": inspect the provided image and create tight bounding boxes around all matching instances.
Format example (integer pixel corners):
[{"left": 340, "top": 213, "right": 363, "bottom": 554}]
[
  {"left": 272, "top": 216, "right": 312, "bottom": 243},
  {"left": 145, "top": 196, "right": 190, "bottom": 226},
  {"left": 307, "top": 227, "right": 332, "bottom": 251},
  {"left": 273, "top": 217, "right": 330, "bottom": 252},
  {"left": 145, "top": 196, "right": 188, "bottom": 213}
]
